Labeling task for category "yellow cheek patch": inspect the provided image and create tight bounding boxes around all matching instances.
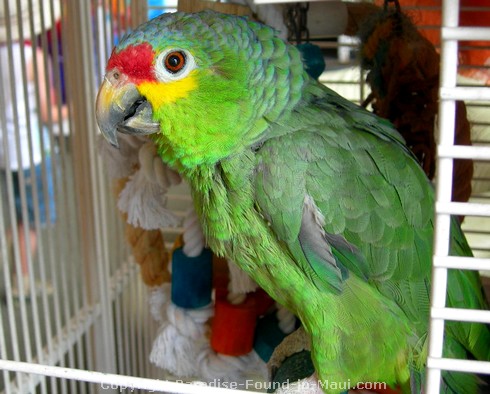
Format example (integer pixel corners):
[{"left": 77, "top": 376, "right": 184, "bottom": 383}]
[{"left": 138, "top": 74, "right": 197, "bottom": 107}]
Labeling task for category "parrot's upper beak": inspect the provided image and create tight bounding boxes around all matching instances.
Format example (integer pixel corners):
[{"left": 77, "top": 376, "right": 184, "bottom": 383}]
[{"left": 95, "top": 70, "right": 160, "bottom": 148}]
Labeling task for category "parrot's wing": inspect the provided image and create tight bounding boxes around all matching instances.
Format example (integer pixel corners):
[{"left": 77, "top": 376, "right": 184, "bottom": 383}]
[
  {"left": 255, "top": 129, "right": 372, "bottom": 295},
  {"left": 255, "top": 87, "right": 435, "bottom": 293},
  {"left": 313, "top": 88, "right": 436, "bottom": 283}
]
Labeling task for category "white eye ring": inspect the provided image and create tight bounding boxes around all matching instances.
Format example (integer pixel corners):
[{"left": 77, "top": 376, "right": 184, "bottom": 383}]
[{"left": 154, "top": 48, "right": 196, "bottom": 82}]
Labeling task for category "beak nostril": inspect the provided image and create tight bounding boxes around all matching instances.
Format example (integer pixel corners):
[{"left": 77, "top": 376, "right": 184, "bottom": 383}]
[{"left": 106, "top": 70, "right": 123, "bottom": 85}]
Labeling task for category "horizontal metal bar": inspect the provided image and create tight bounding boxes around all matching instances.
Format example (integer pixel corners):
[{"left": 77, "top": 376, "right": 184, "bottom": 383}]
[
  {"left": 440, "top": 86, "right": 490, "bottom": 101},
  {"left": 427, "top": 357, "right": 490, "bottom": 375},
  {"left": 442, "top": 26, "right": 490, "bottom": 41},
  {"left": 433, "top": 256, "right": 490, "bottom": 271},
  {"left": 0, "top": 360, "right": 261, "bottom": 394},
  {"left": 431, "top": 307, "right": 490, "bottom": 324},
  {"left": 436, "top": 202, "right": 490, "bottom": 217},
  {"left": 438, "top": 145, "right": 490, "bottom": 160}
]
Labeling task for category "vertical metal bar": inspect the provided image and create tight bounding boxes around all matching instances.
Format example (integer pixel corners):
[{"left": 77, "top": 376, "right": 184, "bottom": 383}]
[
  {"left": 32, "top": 1, "right": 70, "bottom": 391},
  {"left": 62, "top": 0, "right": 117, "bottom": 384},
  {"left": 5, "top": 7, "right": 35, "bottom": 390},
  {"left": 94, "top": 0, "right": 105, "bottom": 87},
  {"left": 61, "top": 3, "right": 95, "bottom": 393},
  {"left": 71, "top": 8, "right": 96, "bottom": 393},
  {"left": 116, "top": 0, "right": 122, "bottom": 44},
  {"left": 0, "top": 312, "right": 12, "bottom": 394},
  {"left": 0, "top": 11, "right": 18, "bottom": 391},
  {"left": 28, "top": 0, "right": 56, "bottom": 386},
  {"left": 141, "top": 283, "right": 150, "bottom": 379},
  {"left": 45, "top": 4, "right": 80, "bottom": 387},
  {"left": 122, "top": 289, "right": 131, "bottom": 377},
  {"left": 114, "top": 294, "right": 125, "bottom": 375},
  {"left": 107, "top": 0, "right": 116, "bottom": 49},
  {"left": 0, "top": 150, "right": 13, "bottom": 394},
  {"left": 426, "top": 0, "right": 460, "bottom": 393},
  {"left": 128, "top": 280, "right": 137, "bottom": 377},
  {"left": 137, "top": 280, "right": 145, "bottom": 378},
  {"left": 27, "top": 1, "right": 61, "bottom": 391}
]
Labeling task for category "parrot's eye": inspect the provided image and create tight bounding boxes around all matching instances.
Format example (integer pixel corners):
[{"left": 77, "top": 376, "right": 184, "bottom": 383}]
[
  {"left": 155, "top": 48, "right": 196, "bottom": 82},
  {"left": 164, "top": 51, "right": 186, "bottom": 73}
]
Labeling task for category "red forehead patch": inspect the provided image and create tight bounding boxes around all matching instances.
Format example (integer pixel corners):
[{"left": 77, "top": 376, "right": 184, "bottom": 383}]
[{"left": 107, "top": 42, "right": 155, "bottom": 82}]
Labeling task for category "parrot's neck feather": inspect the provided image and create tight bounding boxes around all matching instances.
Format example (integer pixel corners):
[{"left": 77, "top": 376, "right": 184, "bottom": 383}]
[{"left": 187, "top": 150, "right": 305, "bottom": 307}]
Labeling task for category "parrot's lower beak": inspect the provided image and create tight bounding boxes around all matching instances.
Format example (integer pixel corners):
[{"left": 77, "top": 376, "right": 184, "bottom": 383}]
[{"left": 95, "top": 72, "right": 160, "bottom": 148}]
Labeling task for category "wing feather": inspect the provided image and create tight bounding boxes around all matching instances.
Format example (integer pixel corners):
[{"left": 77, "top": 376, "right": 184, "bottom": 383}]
[{"left": 253, "top": 81, "right": 489, "bottom": 371}]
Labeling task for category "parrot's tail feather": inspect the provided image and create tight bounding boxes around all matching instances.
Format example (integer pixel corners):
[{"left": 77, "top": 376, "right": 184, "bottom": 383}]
[
  {"left": 470, "top": 322, "right": 490, "bottom": 362},
  {"left": 439, "top": 336, "right": 485, "bottom": 394},
  {"left": 441, "top": 370, "right": 481, "bottom": 394}
]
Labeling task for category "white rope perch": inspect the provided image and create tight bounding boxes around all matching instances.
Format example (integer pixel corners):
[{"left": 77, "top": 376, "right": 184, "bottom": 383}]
[
  {"left": 149, "top": 287, "right": 214, "bottom": 377},
  {"left": 97, "top": 134, "right": 146, "bottom": 179},
  {"left": 182, "top": 209, "right": 206, "bottom": 258},
  {"left": 149, "top": 284, "right": 169, "bottom": 323},
  {"left": 227, "top": 259, "right": 258, "bottom": 295},
  {"left": 117, "top": 141, "right": 182, "bottom": 230},
  {"left": 197, "top": 350, "right": 267, "bottom": 385},
  {"left": 149, "top": 284, "right": 268, "bottom": 382},
  {"left": 138, "top": 141, "right": 181, "bottom": 187}
]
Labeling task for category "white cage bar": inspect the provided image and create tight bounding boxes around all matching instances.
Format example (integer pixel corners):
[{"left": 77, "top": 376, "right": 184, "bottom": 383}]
[
  {"left": 426, "top": 0, "right": 490, "bottom": 392},
  {"left": 0, "top": 1, "right": 489, "bottom": 394}
]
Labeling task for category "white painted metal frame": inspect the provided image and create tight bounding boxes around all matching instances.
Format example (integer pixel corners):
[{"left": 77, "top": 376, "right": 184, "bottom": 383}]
[
  {"left": 426, "top": 0, "right": 490, "bottom": 392},
  {"left": 1, "top": 0, "right": 489, "bottom": 393}
]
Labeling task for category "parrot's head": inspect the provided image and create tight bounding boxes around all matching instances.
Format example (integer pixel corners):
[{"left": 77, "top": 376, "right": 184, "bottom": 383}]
[{"left": 95, "top": 11, "right": 309, "bottom": 170}]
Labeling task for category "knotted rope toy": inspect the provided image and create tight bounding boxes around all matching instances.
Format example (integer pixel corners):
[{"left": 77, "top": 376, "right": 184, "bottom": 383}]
[
  {"left": 99, "top": 134, "right": 297, "bottom": 385},
  {"left": 99, "top": 134, "right": 176, "bottom": 287}
]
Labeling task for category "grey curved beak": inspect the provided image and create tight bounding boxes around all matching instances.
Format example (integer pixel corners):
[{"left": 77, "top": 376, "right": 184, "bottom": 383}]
[{"left": 96, "top": 74, "right": 145, "bottom": 148}]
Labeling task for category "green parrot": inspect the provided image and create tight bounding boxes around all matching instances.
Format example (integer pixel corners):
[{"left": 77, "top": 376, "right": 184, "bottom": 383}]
[{"left": 95, "top": 11, "right": 490, "bottom": 393}]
